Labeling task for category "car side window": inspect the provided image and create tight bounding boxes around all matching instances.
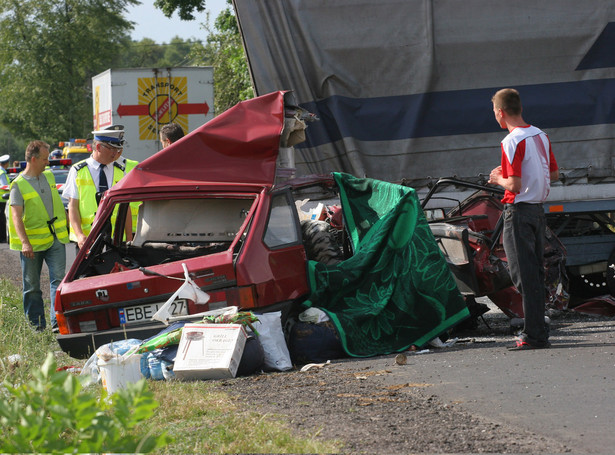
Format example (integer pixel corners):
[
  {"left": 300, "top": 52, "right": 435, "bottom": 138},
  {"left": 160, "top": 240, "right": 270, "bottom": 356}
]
[{"left": 264, "top": 192, "right": 300, "bottom": 248}]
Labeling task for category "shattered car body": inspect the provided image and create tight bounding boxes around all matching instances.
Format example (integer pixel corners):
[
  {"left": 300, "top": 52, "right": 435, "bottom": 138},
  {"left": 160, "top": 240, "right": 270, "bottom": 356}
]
[
  {"left": 421, "top": 178, "right": 569, "bottom": 319},
  {"left": 54, "top": 91, "right": 337, "bottom": 358}
]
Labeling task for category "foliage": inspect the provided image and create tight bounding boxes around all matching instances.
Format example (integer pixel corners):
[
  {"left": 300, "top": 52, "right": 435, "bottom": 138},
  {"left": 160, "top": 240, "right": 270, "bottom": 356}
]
[
  {"left": 119, "top": 38, "right": 167, "bottom": 68},
  {"left": 188, "top": 0, "right": 254, "bottom": 115},
  {"left": 0, "top": 126, "right": 28, "bottom": 163},
  {"left": 0, "top": 352, "right": 170, "bottom": 453},
  {"left": 154, "top": 0, "right": 206, "bottom": 20},
  {"left": 119, "top": 37, "right": 205, "bottom": 68},
  {"left": 0, "top": 0, "right": 137, "bottom": 142}
]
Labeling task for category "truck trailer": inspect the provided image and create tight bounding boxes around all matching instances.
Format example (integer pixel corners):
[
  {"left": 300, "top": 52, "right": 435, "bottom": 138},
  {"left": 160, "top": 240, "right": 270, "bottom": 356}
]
[
  {"left": 92, "top": 67, "right": 214, "bottom": 163},
  {"left": 233, "top": 0, "right": 615, "bottom": 298}
]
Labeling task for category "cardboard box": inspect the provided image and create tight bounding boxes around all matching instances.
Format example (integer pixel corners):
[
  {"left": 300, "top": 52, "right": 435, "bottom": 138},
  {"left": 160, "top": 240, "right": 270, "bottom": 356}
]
[{"left": 173, "top": 323, "right": 247, "bottom": 380}]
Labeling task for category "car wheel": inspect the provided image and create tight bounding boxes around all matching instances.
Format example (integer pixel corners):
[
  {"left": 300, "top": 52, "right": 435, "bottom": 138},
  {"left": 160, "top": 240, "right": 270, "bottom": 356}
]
[
  {"left": 568, "top": 270, "right": 609, "bottom": 299},
  {"left": 605, "top": 248, "right": 615, "bottom": 297},
  {"left": 301, "top": 220, "right": 343, "bottom": 265}
]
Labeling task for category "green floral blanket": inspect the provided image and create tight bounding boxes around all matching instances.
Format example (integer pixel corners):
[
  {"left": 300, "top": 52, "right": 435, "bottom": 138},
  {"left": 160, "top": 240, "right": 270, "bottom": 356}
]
[{"left": 304, "top": 173, "right": 469, "bottom": 357}]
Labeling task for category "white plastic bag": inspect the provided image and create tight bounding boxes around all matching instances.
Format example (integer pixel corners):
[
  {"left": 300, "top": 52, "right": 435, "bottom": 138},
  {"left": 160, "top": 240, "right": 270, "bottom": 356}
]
[
  {"left": 254, "top": 311, "right": 293, "bottom": 371},
  {"left": 152, "top": 263, "right": 210, "bottom": 324},
  {"left": 81, "top": 352, "right": 101, "bottom": 384}
]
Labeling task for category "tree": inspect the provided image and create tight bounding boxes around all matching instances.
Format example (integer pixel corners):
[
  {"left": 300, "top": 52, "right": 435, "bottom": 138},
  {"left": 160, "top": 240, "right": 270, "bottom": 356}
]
[
  {"left": 186, "top": 1, "right": 254, "bottom": 115},
  {"left": 118, "top": 38, "right": 167, "bottom": 68},
  {"left": 0, "top": 0, "right": 137, "bottom": 142},
  {"left": 118, "top": 37, "right": 202, "bottom": 68},
  {"left": 154, "top": 0, "right": 206, "bottom": 20},
  {"left": 0, "top": 126, "right": 28, "bottom": 163},
  {"left": 208, "top": 6, "right": 254, "bottom": 114},
  {"left": 162, "top": 37, "right": 202, "bottom": 66}
]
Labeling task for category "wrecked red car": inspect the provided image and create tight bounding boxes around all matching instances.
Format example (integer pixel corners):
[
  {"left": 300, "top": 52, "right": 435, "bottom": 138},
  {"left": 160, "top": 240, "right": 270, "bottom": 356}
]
[
  {"left": 421, "top": 178, "right": 569, "bottom": 321},
  {"left": 55, "top": 91, "right": 339, "bottom": 358}
]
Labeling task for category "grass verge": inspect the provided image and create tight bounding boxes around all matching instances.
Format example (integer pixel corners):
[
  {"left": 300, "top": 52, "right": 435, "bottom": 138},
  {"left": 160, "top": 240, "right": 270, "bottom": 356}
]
[{"left": 0, "top": 277, "right": 342, "bottom": 453}]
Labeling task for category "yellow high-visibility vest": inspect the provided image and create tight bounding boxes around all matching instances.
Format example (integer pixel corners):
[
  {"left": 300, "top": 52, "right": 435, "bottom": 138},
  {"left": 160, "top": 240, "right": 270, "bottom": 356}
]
[
  {"left": 9, "top": 171, "right": 69, "bottom": 251},
  {"left": 123, "top": 158, "right": 140, "bottom": 230},
  {"left": 69, "top": 160, "right": 124, "bottom": 242}
]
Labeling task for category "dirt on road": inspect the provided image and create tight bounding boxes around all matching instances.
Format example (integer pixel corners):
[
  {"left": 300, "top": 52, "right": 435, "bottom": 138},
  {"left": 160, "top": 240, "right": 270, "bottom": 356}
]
[
  {"left": 220, "top": 356, "right": 571, "bottom": 454},
  {"left": 0, "top": 243, "right": 591, "bottom": 453}
]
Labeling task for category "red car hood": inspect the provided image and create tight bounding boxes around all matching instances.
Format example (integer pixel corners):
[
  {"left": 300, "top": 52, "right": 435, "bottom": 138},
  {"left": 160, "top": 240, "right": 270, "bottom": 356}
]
[{"left": 114, "top": 91, "right": 292, "bottom": 192}]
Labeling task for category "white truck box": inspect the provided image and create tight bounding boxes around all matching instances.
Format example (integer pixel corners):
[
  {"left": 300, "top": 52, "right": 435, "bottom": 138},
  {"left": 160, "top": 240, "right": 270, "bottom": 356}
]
[{"left": 92, "top": 67, "right": 214, "bottom": 163}]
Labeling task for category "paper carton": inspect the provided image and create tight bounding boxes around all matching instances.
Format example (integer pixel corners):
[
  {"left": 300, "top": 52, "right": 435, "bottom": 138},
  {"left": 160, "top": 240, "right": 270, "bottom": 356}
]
[{"left": 173, "top": 323, "right": 247, "bottom": 380}]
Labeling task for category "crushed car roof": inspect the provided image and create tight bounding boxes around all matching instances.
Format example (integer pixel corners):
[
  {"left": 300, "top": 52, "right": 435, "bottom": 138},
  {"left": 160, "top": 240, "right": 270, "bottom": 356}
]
[{"left": 113, "top": 91, "right": 294, "bottom": 192}]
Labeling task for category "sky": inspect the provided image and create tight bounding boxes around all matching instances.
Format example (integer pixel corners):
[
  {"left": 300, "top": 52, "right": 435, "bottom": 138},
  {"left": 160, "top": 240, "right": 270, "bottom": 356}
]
[{"left": 125, "top": 0, "right": 229, "bottom": 43}]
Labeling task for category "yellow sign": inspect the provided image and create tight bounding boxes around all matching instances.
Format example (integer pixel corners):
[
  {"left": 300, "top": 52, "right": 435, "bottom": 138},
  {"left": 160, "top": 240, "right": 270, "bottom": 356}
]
[{"left": 137, "top": 77, "right": 189, "bottom": 140}]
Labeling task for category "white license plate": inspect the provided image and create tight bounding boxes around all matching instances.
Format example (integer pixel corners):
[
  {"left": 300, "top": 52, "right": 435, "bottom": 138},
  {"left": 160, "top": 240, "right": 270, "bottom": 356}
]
[{"left": 118, "top": 299, "right": 188, "bottom": 324}]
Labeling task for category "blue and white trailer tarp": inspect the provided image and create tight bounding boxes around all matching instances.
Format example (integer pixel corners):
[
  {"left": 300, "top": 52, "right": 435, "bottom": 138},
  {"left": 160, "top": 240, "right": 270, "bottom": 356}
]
[{"left": 234, "top": 0, "right": 615, "bottom": 188}]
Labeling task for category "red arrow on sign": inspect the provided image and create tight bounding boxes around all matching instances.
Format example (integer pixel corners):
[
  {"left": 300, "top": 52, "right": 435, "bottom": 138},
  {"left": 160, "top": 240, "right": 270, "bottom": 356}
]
[
  {"left": 117, "top": 103, "right": 149, "bottom": 117},
  {"left": 177, "top": 102, "right": 210, "bottom": 115}
]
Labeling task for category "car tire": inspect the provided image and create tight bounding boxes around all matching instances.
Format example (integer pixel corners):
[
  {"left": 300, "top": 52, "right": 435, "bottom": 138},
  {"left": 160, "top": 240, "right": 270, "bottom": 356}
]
[
  {"left": 301, "top": 220, "right": 343, "bottom": 265},
  {"left": 568, "top": 270, "right": 609, "bottom": 299},
  {"left": 605, "top": 248, "right": 615, "bottom": 297}
]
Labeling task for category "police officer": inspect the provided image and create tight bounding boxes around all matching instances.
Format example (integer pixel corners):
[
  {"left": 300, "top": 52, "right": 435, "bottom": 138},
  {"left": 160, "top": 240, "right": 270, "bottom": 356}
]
[
  {"left": 63, "top": 125, "right": 126, "bottom": 249},
  {"left": 0, "top": 154, "right": 9, "bottom": 186},
  {"left": 8, "top": 141, "right": 69, "bottom": 331},
  {"left": 115, "top": 145, "right": 139, "bottom": 231},
  {"left": 0, "top": 154, "right": 10, "bottom": 242}
]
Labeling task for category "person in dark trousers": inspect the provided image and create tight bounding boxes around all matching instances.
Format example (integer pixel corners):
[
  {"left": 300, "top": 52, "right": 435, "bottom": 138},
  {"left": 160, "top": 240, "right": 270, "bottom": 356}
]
[
  {"left": 0, "top": 154, "right": 10, "bottom": 242},
  {"left": 8, "top": 141, "right": 69, "bottom": 331},
  {"left": 488, "top": 88, "right": 559, "bottom": 350},
  {"left": 159, "top": 123, "right": 185, "bottom": 148}
]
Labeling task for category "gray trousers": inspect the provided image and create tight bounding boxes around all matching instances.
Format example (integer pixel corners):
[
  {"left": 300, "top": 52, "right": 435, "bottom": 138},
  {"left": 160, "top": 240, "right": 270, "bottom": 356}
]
[{"left": 502, "top": 203, "right": 549, "bottom": 345}]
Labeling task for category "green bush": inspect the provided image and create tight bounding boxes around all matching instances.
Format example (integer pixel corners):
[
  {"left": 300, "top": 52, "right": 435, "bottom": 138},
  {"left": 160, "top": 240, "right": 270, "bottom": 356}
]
[{"left": 0, "top": 353, "right": 171, "bottom": 454}]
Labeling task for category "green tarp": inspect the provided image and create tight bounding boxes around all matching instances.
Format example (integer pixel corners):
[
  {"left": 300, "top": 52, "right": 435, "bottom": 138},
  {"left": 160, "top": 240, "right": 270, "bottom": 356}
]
[{"left": 304, "top": 173, "right": 469, "bottom": 357}]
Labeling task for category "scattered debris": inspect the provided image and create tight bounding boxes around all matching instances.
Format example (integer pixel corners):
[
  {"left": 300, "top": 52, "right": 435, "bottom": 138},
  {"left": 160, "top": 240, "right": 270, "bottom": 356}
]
[
  {"left": 354, "top": 370, "right": 392, "bottom": 380},
  {"left": 395, "top": 354, "right": 407, "bottom": 365},
  {"left": 300, "top": 360, "right": 331, "bottom": 372},
  {"left": 428, "top": 337, "right": 459, "bottom": 348}
]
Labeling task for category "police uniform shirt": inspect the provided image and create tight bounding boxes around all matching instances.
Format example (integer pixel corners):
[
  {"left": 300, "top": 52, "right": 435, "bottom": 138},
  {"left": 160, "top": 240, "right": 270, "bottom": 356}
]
[
  {"left": 0, "top": 167, "right": 8, "bottom": 186},
  {"left": 62, "top": 156, "right": 115, "bottom": 200}
]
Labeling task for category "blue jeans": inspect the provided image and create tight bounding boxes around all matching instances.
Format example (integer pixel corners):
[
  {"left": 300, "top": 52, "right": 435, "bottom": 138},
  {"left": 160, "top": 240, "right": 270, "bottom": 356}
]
[
  {"left": 20, "top": 238, "right": 66, "bottom": 330},
  {"left": 502, "top": 203, "right": 548, "bottom": 345}
]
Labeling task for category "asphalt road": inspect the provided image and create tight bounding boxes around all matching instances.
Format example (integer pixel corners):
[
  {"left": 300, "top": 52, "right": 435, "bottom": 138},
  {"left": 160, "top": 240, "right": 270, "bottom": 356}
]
[{"left": 351, "top": 308, "right": 615, "bottom": 453}]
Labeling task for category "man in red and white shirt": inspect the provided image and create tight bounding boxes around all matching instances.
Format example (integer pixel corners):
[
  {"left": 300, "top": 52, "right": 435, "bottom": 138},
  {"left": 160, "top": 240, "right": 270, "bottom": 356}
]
[{"left": 488, "top": 88, "right": 559, "bottom": 350}]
